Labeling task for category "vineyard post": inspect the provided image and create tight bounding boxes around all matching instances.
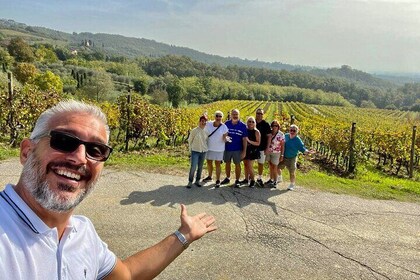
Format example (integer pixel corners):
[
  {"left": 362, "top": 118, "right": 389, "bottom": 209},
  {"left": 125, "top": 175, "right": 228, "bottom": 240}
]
[
  {"left": 348, "top": 122, "right": 356, "bottom": 173},
  {"left": 409, "top": 125, "right": 417, "bottom": 178},
  {"left": 291, "top": 115, "right": 295, "bottom": 124},
  {"left": 124, "top": 90, "right": 131, "bottom": 152},
  {"left": 7, "top": 72, "right": 16, "bottom": 146}
]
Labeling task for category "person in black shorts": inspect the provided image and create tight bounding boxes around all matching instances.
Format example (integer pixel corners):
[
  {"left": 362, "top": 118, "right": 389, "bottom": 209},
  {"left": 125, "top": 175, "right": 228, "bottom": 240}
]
[
  {"left": 255, "top": 108, "right": 272, "bottom": 187},
  {"left": 242, "top": 116, "right": 261, "bottom": 188}
]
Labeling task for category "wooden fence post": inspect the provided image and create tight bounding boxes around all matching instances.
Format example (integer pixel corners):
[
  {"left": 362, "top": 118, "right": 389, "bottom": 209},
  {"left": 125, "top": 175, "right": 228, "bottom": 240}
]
[
  {"left": 124, "top": 89, "right": 131, "bottom": 152},
  {"left": 409, "top": 126, "right": 417, "bottom": 178},
  {"left": 7, "top": 72, "right": 16, "bottom": 146},
  {"left": 348, "top": 122, "right": 356, "bottom": 173}
]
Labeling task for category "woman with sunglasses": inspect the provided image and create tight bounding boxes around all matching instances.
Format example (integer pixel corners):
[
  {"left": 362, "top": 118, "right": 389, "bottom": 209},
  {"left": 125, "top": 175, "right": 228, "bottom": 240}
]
[
  {"left": 242, "top": 116, "right": 261, "bottom": 188},
  {"left": 202, "top": 111, "right": 229, "bottom": 188},
  {"left": 278, "top": 124, "right": 311, "bottom": 190},
  {"left": 265, "top": 120, "right": 285, "bottom": 188}
]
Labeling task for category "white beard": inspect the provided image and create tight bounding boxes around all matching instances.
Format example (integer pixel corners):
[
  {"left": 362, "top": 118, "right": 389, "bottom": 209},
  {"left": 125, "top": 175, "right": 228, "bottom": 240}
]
[{"left": 21, "top": 151, "right": 97, "bottom": 213}]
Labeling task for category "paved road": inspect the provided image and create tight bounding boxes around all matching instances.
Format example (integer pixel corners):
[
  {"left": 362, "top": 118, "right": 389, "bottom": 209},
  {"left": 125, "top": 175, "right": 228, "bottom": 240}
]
[{"left": 1, "top": 158, "right": 419, "bottom": 280}]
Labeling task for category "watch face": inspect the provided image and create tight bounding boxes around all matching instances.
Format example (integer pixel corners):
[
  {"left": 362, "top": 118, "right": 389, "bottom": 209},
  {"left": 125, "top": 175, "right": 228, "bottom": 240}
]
[{"left": 175, "top": 230, "right": 189, "bottom": 248}]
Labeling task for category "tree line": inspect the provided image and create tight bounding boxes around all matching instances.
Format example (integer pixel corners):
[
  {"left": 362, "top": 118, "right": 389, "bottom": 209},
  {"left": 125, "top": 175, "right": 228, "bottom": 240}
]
[{"left": 0, "top": 37, "right": 419, "bottom": 111}]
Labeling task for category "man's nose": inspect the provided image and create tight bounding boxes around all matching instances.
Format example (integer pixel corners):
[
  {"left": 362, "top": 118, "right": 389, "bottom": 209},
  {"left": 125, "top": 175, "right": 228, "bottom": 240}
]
[{"left": 67, "top": 144, "right": 88, "bottom": 164}]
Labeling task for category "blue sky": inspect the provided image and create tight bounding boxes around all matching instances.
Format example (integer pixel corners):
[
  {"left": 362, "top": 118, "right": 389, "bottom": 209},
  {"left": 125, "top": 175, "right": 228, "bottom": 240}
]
[{"left": 1, "top": 0, "right": 419, "bottom": 73}]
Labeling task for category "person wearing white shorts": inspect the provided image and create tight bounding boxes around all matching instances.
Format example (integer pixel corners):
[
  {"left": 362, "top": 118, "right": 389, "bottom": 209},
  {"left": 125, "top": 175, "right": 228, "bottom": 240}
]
[
  {"left": 206, "top": 150, "right": 224, "bottom": 161},
  {"left": 203, "top": 111, "right": 229, "bottom": 188},
  {"left": 265, "top": 120, "right": 285, "bottom": 188}
]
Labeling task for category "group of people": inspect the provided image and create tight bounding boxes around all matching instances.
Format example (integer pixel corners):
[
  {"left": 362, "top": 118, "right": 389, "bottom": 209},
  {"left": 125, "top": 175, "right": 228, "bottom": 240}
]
[{"left": 188, "top": 108, "right": 311, "bottom": 191}]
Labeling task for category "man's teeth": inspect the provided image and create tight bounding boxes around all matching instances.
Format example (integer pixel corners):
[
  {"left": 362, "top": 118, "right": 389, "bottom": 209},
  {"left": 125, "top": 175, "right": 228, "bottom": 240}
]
[{"left": 56, "top": 169, "right": 81, "bottom": 180}]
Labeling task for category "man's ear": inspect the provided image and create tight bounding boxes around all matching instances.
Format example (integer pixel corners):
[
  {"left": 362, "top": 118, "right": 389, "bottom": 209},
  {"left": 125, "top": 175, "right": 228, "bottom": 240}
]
[{"left": 20, "top": 139, "right": 33, "bottom": 164}]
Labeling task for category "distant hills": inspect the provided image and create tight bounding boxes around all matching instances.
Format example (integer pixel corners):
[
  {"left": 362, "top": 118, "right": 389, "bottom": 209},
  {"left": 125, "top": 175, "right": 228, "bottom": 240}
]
[
  {"left": 1, "top": 18, "right": 419, "bottom": 86},
  {"left": 0, "top": 18, "right": 299, "bottom": 71}
]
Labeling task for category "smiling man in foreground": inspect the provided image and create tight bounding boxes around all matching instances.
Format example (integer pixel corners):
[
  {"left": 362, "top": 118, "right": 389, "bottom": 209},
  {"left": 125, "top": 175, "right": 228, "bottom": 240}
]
[{"left": 0, "top": 100, "right": 217, "bottom": 280}]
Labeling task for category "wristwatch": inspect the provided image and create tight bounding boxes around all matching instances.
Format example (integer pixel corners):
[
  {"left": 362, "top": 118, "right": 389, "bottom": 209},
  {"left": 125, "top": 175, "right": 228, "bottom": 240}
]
[{"left": 174, "top": 230, "right": 189, "bottom": 249}]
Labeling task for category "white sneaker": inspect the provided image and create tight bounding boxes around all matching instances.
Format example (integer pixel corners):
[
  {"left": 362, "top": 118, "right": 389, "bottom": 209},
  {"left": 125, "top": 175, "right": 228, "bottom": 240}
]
[
  {"left": 278, "top": 175, "right": 283, "bottom": 183},
  {"left": 287, "top": 184, "right": 295, "bottom": 191}
]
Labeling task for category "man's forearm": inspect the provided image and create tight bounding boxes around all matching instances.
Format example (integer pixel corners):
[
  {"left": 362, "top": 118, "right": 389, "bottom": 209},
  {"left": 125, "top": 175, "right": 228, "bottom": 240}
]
[
  {"left": 121, "top": 233, "right": 185, "bottom": 280},
  {"left": 106, "top": 204, "right": 216, "bottom": 280}
]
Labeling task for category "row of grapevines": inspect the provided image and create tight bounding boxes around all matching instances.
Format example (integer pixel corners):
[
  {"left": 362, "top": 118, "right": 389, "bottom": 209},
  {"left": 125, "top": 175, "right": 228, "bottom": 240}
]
[{"left": 283, "top": 102, "right": 420, "bottom": 174}]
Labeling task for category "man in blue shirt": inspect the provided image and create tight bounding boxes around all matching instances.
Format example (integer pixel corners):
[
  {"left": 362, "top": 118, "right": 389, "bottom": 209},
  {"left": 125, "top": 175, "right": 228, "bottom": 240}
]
[
  {"left": 279, "top": 124, "right": 312, "bottom": 190},
  {"left": 221, "top": 109, "right": 248, "bottom": 188}
]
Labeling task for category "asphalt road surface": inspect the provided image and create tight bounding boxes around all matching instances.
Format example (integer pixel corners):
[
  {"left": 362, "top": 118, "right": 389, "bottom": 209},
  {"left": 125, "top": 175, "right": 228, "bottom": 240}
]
[{"left": 1, "top": 158, "right": 419, "bottom": 280}]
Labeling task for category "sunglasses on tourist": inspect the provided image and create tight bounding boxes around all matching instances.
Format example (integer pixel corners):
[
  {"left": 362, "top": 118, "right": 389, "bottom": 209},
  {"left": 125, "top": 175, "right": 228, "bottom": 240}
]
[
  {"left": 256, "top": 112, "right": 263, "bottom": 115},
  {"left": 36, "top": 130, "right": 113, "bottom": 162},
  {"left": 215, "top": 115, "right": 222, "bottom": 118},
  {"left": 290, "top": 129, "right": 297, "bottom": 132}
]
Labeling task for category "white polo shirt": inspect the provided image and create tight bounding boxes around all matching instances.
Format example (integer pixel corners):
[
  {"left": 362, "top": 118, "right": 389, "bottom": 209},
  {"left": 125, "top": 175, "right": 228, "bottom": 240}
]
[{"left": 0, "top": 184, "right": 117, "bottom": 280}]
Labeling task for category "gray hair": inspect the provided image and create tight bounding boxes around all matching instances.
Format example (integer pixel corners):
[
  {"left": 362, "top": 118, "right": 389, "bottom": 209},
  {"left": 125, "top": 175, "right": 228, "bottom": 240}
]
[
  {"left": 214, "top": 110, "right": 224, "bottom": 117},
  {"left": 30, "top": 100, "right": 110, "bottom": 142},
  {"left": 290, "top": 124, "right": 299, "bottom": 132}
]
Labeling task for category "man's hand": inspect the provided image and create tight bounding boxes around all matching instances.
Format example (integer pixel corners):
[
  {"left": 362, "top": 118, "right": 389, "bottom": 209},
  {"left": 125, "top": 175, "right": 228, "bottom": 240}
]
[
  {"left": 305, "top": 149, "right": 316, "bottom": 155},
  {"left": 303, "top": 149, "right": 316, "bottom": 158},
  {"left": 178, "top": 204, "right": 217, "bottom": 243}
]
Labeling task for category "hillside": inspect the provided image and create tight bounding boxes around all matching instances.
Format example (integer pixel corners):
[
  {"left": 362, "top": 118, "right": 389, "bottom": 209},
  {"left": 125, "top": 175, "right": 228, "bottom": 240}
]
[
  {"left": 1, "top": 18, "right": 419, "bottom": 111},
  {"left": 0, "top": 18, "right": 406, "bottom": 87},
  {"left": 0, "top": 19, "right": 298, "bottom": 71},
  {"left": 301, "top": 65, "right": 397, "bottom": 89}
]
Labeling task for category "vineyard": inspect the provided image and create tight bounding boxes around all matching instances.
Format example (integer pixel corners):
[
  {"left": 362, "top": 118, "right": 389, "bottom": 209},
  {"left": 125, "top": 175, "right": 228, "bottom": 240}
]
[
  {"left": 1, "top": 85, "right": 419, "bottom": 178},
  {"left": 117, "top": 96, "right": 419, "bottom": 175}
]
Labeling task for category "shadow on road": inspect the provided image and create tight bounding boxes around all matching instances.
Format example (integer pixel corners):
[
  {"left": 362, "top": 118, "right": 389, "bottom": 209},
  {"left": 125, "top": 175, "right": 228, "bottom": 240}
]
[{"left": 120, "top": 184, "right": 288, "bottom": 214}]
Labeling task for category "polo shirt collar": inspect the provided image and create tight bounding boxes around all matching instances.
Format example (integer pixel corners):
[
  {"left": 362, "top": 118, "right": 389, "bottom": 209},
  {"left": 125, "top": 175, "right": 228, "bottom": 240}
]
[{"left": 1, "top": 184, "right": 75, "bottom": 235}]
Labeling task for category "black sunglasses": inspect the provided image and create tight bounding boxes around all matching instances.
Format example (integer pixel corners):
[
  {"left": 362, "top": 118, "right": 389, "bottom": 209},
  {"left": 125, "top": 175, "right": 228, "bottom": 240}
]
[
  {"left": 41, "top": 130, "right": 112, "bottom": 162},
  {"left": 290, "top": 129, "right": 297, "bottom": 132},
  {"left": 215, "top": 115, "right": 222, "bottom": 118}
]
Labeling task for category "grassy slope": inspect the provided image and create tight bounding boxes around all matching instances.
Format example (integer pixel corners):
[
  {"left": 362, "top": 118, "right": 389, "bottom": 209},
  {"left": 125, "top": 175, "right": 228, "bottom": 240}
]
[
  {"left": 0, "top": 29, "right": 68, "bottom": 46},
  {"left": 1, "top": 145, "right": 419, "bottom": 203},
  {"left": 112, "top": 150, "right": 420, "bottom": 203}
]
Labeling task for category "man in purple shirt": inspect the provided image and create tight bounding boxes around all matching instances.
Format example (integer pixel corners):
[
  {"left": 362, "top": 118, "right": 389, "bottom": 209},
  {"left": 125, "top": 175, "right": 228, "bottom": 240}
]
[{"left": 220, "top": 109, "right": 248, "bottom": 188}]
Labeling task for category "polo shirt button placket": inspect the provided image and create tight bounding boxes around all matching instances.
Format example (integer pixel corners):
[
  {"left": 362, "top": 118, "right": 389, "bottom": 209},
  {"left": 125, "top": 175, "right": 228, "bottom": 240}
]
[{"left": 61, "top": 266, "right": 66, "bottom": 280}]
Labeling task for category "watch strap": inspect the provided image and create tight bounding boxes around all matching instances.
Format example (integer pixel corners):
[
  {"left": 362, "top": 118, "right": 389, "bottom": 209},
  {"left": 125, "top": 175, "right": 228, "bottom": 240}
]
[{"left": 174, "top": 230, "right": 189, "bottom": 249}]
